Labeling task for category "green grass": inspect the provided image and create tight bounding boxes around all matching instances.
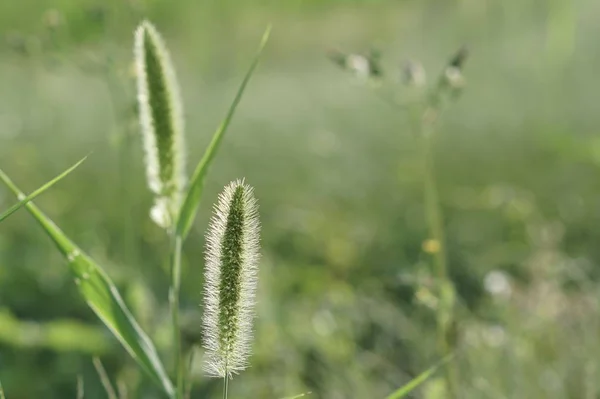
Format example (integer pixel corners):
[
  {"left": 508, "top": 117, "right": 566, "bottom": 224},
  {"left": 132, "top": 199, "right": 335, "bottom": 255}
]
[{"left": 2, "top": 0, "right": 600, "bottom": 397}]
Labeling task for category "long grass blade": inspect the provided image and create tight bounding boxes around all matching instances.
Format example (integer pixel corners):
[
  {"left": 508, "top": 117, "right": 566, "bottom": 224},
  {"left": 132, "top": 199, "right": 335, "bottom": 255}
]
[
  {"left": 0, "top": 156, "right": 87, "bottom": 223},
  {"left": 385, "top": 354, "right": 454, "bottom": 399},
  {"left": 0, "top": 379, "right": 5, "bottom": 399},
  {"left": 0, "top": 169, "right": 174, "bottom": 398},
  {"left": 175, "top": 25, "right": 271, "bottom": 238},
  {"left": 281, "top": 392, "right": 312, "bottom": 399}
]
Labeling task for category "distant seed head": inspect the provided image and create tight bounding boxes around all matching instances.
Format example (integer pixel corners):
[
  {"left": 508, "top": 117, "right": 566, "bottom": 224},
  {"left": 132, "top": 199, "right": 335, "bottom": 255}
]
[
  {"left": 444, "top": 66, "right": 465, "bottom": 89},
  {"left": 203, "top": 180, "right": 260, "bottom": 378},
  {"left": 402, "top": 59, "right": 427, "bottom": 87},
  {"left": 327, "top": 49, "right": 383, "bottom": 80},
  {"left": 134, "top": 20, "right": 186, "bottom": 229}
]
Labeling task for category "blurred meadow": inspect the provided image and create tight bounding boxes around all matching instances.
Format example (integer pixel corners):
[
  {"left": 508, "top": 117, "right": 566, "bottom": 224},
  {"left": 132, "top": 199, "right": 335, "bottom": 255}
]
[{"left": 2, "top": 0, "right": 600, "bottom": 397}]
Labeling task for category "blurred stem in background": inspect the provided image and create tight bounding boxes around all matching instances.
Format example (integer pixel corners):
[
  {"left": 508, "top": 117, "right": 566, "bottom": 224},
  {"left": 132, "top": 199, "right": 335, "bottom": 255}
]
[
  {"left": 0, "top": 308, "right": 110, "bottom": 354},
  {"left": 102, "top": 1, "right": 144, "bottom": 273},
  {"left": 403, "top": 48, "right": 468, "bottom": 399},
  {"left": 422, "top": 47, "right": 468, "bottom": 399},
  {"left": 104, "top": 62, "right": 139, "bottom": 271},
  {"left": 329, "top": 43, "right": 468, "bottom": 397},
  {"left": 419, "top": 114, "right": 457, "bottom": 398}
]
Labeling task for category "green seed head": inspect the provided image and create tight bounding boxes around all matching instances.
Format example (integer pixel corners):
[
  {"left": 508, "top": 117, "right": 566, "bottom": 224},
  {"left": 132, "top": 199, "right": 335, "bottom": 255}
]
[
  {"left": 203, "top": 180, "right": 260, "bottom": 378},
  {"left": 134, "top": 20, "right": 186, "bottom": 229}
]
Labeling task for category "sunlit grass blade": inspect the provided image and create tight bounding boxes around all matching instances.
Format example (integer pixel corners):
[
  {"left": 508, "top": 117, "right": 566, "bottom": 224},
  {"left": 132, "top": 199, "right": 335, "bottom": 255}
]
[
  {"left": 281, "top": 392, "right": 312, "bottom": 399},
  {"left": 0, "top": 379, "right": 5, "bottom": 399},
  {"left": 0, "top": 169, "right": 174, "bottom": 398},
  {"left": 385, "top": 354, "right": 454, "bottom": 399},
  {"left": 0, "top": 156, "right": 87, "bottom": 223},
  {"left": 175, "top": 25, "right": 271, "bottom": 238}
]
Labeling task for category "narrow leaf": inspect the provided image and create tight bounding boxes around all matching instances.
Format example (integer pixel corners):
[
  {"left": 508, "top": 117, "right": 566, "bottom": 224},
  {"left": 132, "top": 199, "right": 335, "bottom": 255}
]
[
  {"left": 0, "top": 156, "right": 87, "bottom": 223},
  {"left": 175, "top": 25, "right": 271, "bottom": 238},
  {"left": 385, "top": 354, "right": 454, "bottom": 399},
  {"left": 0, "top": 170, "right": 174, "bottom": 398}
]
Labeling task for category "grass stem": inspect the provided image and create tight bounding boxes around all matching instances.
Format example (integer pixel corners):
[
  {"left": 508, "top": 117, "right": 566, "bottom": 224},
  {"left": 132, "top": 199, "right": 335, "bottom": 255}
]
[
  {"left": 223, "top": 374, "right": 229, "bottom": 399},
  {"left": 170, "top": 234, "right": 184, "bottom": 399},
  {"left": 420, "top": 120, "right": 457, "bottom": 398}
]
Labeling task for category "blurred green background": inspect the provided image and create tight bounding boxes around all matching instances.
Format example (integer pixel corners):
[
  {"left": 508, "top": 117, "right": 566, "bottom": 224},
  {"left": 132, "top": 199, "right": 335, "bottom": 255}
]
[{"left": 2, "top": 0, "right": 600, "bottom": 397}]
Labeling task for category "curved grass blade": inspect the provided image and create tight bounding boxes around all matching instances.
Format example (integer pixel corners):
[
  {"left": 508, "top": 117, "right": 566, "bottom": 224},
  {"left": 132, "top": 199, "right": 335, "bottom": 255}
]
[
  {"left": 175, "top": 25, "right": 271, "bottom": 239},
  {"left": 0, "top": 169, "right": 174, "bottom": 398},
  {"left": 0, "top": 156, "right": 87, "bottom": 223},
  {"left": 385, "top": 354, "right": 454, "bottom": 399}
]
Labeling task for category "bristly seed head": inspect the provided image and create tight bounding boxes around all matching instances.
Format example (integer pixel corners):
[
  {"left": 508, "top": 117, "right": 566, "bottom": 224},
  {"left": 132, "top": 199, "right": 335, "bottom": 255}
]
[
  {"left": 134, "top": 20, "right": 186, "bottom": 229},
  {"left": 203, "top": 180, "right": 260, "bottom": 378}
]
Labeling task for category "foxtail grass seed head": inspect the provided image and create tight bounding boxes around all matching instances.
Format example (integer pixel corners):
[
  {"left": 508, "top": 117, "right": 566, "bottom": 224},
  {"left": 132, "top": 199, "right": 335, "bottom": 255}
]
[
  {"left": 134, "top": 20, "right": 186, "bottom": 229},
  {"left": 203, "top": 180, "right": 260, "bottom": 378}
]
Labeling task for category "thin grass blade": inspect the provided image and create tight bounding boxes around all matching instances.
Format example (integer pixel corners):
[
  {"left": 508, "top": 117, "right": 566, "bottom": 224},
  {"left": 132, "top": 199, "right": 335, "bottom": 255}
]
[
  {"left": 0, "top": 169, "right": 174, "bottom": 398},
  {"left": 0, "top": 379, "right": 5, "bottom": 399},
  {"left": 0, "top": 156, "right": 87, "bottom": 223},
  {"left": 281, "top": 392, "right": 312, "bottom": 399},
  {"left": 175, "top": 26, "right": 271, "bottom": 238},
  {"left": 184, "top": 345, "right": 198, "bottom": 399},
  {"left": 385, "top": 354, "right": 454, "bottom": 399}
]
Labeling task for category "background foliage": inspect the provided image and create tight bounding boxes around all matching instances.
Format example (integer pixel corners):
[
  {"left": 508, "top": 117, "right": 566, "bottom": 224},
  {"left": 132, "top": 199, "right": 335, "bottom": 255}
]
[{"left": 1, "top": 0, "right": 600, "bottom": 397}]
